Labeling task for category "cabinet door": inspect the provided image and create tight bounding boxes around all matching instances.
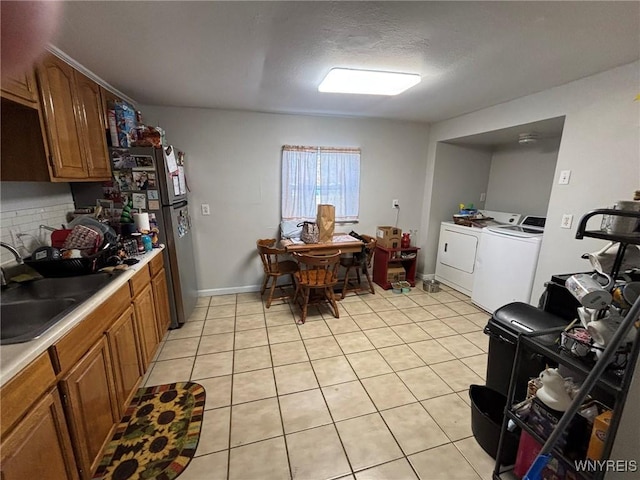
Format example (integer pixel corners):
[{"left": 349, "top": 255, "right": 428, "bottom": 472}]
[
  {"left": 75, "top": 71, "right": 111, "bottom": 179},
  {"left": 1, "top": 388, "right": 78, "bottom": 480},
  {"left": 60, "top": 336, "right": 119, "bottom": 480},
  {"left": 134, "top": 284, "right": 161, "bottom": 369},
  {"left": 106, "top": 305, "right": 142, "bottom": 416},
  {"left": 37, "top": 53, "right": 88, "bottom": 179},
  {"left": 1, "top": 69, "right": 39, "bottom": 107},
  {"left": 152, "top": 269, "right": 172, "bottom": 340}
]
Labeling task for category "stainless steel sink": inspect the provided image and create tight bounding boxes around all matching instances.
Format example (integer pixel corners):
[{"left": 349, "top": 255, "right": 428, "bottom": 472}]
[
  {"left": 1, "top": 299, "right": 78, "bottom": 344},
  {"left": 0, "top": 272, "right": 122, "bottom": 345},
  {"left": 1, "top": 272, "right": 115, "bottom": 302}
]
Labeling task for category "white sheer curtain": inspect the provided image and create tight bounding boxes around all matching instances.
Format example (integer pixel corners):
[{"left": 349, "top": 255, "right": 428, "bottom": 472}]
[
  {"left": 281, "top": 145, "right": 360, "bottom": 222},
  {"left": 318, "top": 149, "right": 360, "bottom": 221}
]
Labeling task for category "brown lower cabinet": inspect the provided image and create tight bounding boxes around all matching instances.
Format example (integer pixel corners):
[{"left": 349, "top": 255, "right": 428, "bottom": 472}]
[
  {"left": 107, "top": 305, "right": 143, "bottom": 416},
  {"left": 0, "top": 253, "right": 172, "bottom": 479},
  {"left": 60, "top": 337, "right": 120, "bottom": 479},
  {"left": 152, "top": 268, "right": 172, "bottom": 339},
  {"left": 0, "top": 387, "right": 78, "bottom": 480},
  {"left": 134, "top": 284, "right": 161, "bottom": 369}
]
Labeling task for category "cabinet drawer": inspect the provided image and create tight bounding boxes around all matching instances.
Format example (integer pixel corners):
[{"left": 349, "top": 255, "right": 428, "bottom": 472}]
[
  {"left": 129, "top": 265, "right": 151, "bottom": 298},
  {"left": 0, "top": 352, "right": 56, "bottom": 438},
  {"left": 149, "top": 252, "right": 164, "bottom": 277},
  {"left": 51, "top": 283, "right": 130, "bottom": 375}
]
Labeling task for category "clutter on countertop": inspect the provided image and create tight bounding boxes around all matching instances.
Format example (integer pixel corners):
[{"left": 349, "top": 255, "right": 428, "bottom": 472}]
[
  {"left": 458, "top": 203, "right": 478, "bottom": 216},
  {"left": 15, "top": 198, "right": 163, "bottom": 280},
  {"left": 452, "top": 204, "right": 495, "bottom": 227}
]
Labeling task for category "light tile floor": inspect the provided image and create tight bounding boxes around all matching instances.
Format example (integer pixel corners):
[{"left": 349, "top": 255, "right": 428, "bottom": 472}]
[{"left": 142, "top": 283, "right": 498, "bottom": 480}]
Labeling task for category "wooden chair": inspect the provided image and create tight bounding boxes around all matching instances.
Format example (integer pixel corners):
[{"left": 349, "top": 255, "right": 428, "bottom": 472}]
[
  {"left": 256, "top": 239, "right": 298, "bottom": 308},
  {"left": 292, "top": 251, "right": 341, "bottom": 324},
  {"left": 340, "top": 235, "right": 376, "bottom": 299}
]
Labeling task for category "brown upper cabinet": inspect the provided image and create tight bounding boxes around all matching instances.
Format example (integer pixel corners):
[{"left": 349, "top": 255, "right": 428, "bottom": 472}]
[
  {"left": 1, "top": 53, "right": 113, "bottom": 182},
  {"left": 0, "top": 69, "right": 40, "bottom": 108},
  {"left": 37, "top": 53, "right": 111, "bottom": 181}
]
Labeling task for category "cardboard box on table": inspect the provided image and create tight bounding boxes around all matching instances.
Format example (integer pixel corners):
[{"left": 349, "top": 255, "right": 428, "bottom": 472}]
[{"left": 376, "top": 226, "right": 402, "bottom": 249}]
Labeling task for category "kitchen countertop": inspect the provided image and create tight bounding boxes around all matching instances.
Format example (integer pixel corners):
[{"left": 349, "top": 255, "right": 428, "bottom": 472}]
[{"left": 0, "top": 247, "right": 164, "bottom": 388}]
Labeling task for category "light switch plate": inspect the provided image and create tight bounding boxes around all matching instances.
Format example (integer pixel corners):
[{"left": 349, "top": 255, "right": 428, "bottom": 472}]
[
  {"left": 559, "top": 170, "right": 571, "bottom": 185},
  {"left": 201, "top": 204, "right": 210, "bottom": 215},
  {"left": 561, "top": 214, "right": 573, "bottom": 229}
]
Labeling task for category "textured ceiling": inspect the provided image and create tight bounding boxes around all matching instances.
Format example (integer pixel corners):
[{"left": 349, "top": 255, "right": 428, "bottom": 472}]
[{"left": 52, "top": 1, "right": 639, "bottom": 123}]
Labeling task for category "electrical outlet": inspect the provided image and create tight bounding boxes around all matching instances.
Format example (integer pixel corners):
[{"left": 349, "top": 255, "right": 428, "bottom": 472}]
[
  {"left": 561, "top": 214, "right": 573, "bottom": 229},
  {"left": 201, "top": 203, "right": 210, "bottom": 215},
  {"left": 392, "top": 199, "right": 399, "bottom": 208},
  {"left": 558, "top": 170, "right": 571, "bottom": 185}
]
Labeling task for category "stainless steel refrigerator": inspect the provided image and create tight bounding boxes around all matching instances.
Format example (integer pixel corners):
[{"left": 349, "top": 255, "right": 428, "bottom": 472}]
[{"left": 111, "top": 145, "right": 197, "bottom": 328}]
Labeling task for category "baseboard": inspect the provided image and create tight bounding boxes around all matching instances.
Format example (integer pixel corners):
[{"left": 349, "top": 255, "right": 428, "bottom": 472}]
[
  {"left": 198, "top": 284, "right": 262, "bottom": 296},
  {"left": 199, "top": 275, "right": 437, "bottom": 296},
  {"left": 416, "top": 272, "right": 435, "bottom": 281}
]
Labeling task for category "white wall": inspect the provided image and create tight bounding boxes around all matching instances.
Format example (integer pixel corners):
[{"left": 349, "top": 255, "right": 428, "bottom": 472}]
[
  {"left": 140, "top": 107, "right": 429, "bottom": 293},
  {"left": 419, "top": 61, "right": 640, "bottom": 474},
  {"left": 424, "top": 142, "right": 492, "bottom": 275},
  {"left": 484, "top": 137, "right": 560, "bottom": 217},
  {"left": 420, "top": 61, "right": 639, "bottom": 289}
]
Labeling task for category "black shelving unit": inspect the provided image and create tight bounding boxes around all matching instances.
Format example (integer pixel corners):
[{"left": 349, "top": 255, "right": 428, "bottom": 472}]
[
  {"left": 575, "top": 208, "right": 640, "bottom": 280},
  {"left": 492, "top": 209, "right": 640, "bottom": 480}
]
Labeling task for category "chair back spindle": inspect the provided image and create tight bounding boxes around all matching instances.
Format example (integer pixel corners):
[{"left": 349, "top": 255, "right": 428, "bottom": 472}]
[{"left": 292, "top": 251, "right": 341, "bottom": 323}]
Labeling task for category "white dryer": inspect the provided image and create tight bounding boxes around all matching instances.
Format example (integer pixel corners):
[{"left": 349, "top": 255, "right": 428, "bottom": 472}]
[
  {"left": 435, "top": 211, "right": 522, "bottom": 295},
  {"left": 471, "top": 216, "right": 546, "bottom": 313}
]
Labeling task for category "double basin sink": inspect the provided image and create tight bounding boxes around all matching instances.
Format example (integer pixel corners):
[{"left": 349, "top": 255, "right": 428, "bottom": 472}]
[{"left": 1, "top": 273, "right": 121, "bottom": 345}]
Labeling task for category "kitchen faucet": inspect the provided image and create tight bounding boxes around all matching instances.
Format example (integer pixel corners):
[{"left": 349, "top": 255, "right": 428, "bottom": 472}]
[{"left": 0, "top": 242, "right": 24, "bottom": 287}]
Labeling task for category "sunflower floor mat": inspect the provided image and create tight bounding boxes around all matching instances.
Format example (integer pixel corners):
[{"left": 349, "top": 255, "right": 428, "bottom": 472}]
[{"left": 92, "top": 382, "right": 205, "bottom": 480}]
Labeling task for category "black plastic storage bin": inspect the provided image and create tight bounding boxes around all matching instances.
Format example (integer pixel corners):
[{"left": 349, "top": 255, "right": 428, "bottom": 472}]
[
  {"left": 469, "top": 384, "right": 519, "bottom": 464},
  {"left": 484, "top": 302, "right": 570, "bottom": 400},
  {"left": 538, "top": 274, "right": 583, "bottom": 321}
]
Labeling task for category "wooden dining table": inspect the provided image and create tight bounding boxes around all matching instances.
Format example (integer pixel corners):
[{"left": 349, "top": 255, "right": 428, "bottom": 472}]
[{"left": 281, "top": 234, "right": 364, "bottom": 254}]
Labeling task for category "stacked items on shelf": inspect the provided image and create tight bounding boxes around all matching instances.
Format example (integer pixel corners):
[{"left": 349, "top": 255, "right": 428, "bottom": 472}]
[
  {"left": 508, "top": 367, "right": 612, "bottom": 479},
  {"left": 106, "top": 102, "right": 165, "bottom": 148},
  {"left": 492, "top": 208, "right": 640, "bottom": 480}
]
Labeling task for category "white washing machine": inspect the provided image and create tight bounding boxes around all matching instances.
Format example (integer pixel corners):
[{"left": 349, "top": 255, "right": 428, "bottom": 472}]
[
  {"left": 435, "top": 211, "right": 521, "bottom": 295},
  {"left": 471, "top": 216, "right": 546, "bottom": 313}
]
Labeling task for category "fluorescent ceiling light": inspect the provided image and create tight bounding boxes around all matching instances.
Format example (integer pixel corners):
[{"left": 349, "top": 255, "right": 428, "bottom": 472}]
[{"left": 318, "top": 68, "right": 421, "bottom": 95}]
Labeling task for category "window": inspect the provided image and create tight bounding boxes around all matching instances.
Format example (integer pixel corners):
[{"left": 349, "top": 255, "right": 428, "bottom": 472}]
[{"left": 281, "top": 145, "right": 360, "bottom": 222}]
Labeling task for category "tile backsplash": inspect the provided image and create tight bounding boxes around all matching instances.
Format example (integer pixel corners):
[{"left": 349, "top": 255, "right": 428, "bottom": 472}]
[
  {"left": 1, "top": 202, "right": 74, "bottom": 265},
  {"left": 1, "top": 181, "right": 75, "bottom": 265}
]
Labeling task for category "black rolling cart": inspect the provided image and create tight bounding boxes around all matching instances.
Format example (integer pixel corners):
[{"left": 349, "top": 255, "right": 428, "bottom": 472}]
[{"left": 491, "top": 209, "right": 640, "bottom": 480}]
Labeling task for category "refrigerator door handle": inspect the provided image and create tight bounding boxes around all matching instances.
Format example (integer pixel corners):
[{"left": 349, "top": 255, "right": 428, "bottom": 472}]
[{"left": 173, "top": 200, "right": 188, "bottom": 209}]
